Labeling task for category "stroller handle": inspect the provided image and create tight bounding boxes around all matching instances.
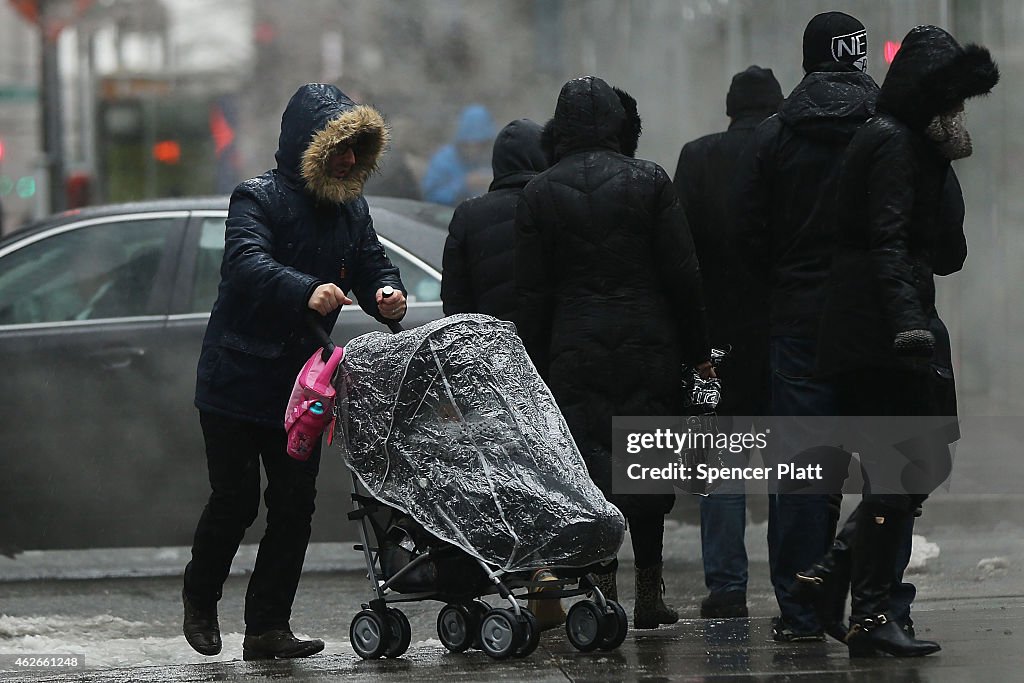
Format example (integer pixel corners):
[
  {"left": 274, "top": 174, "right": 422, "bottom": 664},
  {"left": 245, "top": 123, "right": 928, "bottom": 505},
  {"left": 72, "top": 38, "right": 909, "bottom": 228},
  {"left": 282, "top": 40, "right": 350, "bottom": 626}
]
[
  {"left": 306, "top": 312, "right": 337, "bottom": 363},
  {"left": 307, "top": 310, "right": 404, "bottom": 362}
]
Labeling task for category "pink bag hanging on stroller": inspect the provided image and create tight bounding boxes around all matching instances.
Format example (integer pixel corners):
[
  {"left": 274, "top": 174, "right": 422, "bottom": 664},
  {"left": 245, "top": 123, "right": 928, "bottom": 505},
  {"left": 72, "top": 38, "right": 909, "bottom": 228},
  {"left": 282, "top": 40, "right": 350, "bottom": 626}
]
[{"left": 285, "top": 336, "right": 344, "bottom": 461}]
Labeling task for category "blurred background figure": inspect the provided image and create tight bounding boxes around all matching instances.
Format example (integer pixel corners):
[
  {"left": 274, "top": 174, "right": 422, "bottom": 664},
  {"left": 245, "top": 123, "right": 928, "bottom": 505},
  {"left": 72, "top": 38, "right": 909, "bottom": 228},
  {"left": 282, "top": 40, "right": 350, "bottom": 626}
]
[
  {"left": 441, "top": 118, "right": 548, "bottom": 321},
  {"left": 421, "top": 104, "right": 496, "bottom": 206},
  {"left": 673, "top": 64, "right": 782, "bottom": 620}
]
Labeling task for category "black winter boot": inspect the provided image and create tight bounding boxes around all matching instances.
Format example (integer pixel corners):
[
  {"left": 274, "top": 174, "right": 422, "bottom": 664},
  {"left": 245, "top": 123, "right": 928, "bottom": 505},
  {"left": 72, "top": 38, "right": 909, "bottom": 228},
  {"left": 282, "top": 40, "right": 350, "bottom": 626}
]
[
  {"left": 845, "top": 503, "right": 940, "bottom": 658},
  {"left": 182, "top": 589, "right": 221, "bottom": 656},
  {"left": 791, "top": 507, "right": 857, "bottom": 642},
  {"left": 242, "top": 629, "right": 325, "bottom": 660},
  {"left": 633, "top": 563, "right": 679, "bottom": 629}
]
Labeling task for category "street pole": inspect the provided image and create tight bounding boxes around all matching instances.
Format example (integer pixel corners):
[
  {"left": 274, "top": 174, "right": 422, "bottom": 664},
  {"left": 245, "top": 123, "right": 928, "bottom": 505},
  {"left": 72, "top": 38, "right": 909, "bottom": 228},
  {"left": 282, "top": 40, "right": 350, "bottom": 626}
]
[{"left": 39, "top": 0, "right": 66, "bottom": 213}]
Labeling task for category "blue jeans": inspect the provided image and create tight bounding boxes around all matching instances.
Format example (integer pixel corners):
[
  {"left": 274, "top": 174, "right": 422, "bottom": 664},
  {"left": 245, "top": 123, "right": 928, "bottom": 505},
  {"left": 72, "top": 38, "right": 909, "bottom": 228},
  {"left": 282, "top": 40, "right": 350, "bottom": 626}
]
[
  {"left": 700, "top": 420, "right": 751, "bottom": 595},
  {"left": 700, "top": 493, "right": 748, "bottom": 594},
  {"left": 767, "top": 336, "right": 838, "bottom": 633}
]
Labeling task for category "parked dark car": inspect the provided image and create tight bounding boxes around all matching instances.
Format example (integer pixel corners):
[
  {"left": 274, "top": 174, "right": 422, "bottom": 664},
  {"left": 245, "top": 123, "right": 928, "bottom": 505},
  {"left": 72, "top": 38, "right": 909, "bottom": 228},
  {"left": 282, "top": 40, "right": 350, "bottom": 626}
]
[{"left": 0, "top": 196, "right": 451, "bottom": 551}]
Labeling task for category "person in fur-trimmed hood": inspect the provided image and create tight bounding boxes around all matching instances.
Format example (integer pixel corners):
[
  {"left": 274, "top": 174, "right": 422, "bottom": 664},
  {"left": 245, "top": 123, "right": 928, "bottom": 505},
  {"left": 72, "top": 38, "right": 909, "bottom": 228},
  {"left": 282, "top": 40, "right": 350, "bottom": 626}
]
[
  {"left": 185, "top": 83, "right": 406, "bottom": 661},
  {"left": 515, "top": 75, "right": 712, "bottom": 629},
  {"left": 813, "top": 26, "right": 999, "bottom": 658}
]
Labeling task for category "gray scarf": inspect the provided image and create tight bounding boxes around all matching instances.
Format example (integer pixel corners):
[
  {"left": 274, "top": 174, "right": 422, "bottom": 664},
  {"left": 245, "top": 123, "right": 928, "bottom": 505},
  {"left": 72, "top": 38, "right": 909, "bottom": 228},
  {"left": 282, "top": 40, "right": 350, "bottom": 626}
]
[{"left": 924, "top": 107, "right": 972, "bottom": 160}]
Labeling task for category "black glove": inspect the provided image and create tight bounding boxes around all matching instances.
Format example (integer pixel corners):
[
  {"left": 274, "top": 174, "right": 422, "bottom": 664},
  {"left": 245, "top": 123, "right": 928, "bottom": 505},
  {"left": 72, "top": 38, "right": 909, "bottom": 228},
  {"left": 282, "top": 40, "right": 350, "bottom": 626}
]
[{"left": 893, "top": 329, "right": 936, "bottom": 357}]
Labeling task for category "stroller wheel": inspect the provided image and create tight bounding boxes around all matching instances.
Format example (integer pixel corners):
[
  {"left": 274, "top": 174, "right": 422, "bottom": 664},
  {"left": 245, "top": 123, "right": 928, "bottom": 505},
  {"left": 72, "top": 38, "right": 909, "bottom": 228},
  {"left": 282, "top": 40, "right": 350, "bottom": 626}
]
[
  {"left": 566, "top": 600, "right": 603, "bottom": 652},
  {"left": 513, "top": 607, "right": 540, "bottom": 658},
  {"left": 384, "top": 608, "right": 412, "bottom": 658},
  {"left": 437, "top": 603, "right": 476, "bottom": 653},
  {"left": 479, "top": 608, "right": 525, "bottom": 660},
  {"left": 350, "top": 609, "right": 390, "bottom": 659},
  {"left": 598, "top": 600, "right": 628, "bottom": 651}
]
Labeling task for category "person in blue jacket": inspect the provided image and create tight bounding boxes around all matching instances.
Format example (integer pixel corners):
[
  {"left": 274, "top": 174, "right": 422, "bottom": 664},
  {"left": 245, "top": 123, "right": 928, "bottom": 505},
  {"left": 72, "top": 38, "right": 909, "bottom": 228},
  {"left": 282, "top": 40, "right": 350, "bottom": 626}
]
[
  {"left": 183, "top": 83, "right": 406, "bottom": 661},
  {"left": 421, "top": 104, "right": 497, "bottom": 206}
]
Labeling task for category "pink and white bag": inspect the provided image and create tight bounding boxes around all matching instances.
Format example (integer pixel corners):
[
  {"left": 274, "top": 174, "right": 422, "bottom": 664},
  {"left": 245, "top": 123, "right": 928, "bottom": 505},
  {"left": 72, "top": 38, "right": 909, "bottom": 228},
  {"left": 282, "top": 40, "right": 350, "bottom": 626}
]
[{"left": 284, "top": 344, "right": 345, "bottom": 461}]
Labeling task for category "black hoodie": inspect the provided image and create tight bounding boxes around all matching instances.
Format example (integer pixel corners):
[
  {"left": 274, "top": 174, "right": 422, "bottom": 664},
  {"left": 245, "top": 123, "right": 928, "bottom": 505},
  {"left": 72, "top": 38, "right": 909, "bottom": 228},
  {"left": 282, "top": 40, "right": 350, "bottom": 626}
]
[
  {"left": 735, "top": 66, "right": 878, "bottom": 337},
  {"left": 441, "top": 118, "right": 547, "bottom": 320}
]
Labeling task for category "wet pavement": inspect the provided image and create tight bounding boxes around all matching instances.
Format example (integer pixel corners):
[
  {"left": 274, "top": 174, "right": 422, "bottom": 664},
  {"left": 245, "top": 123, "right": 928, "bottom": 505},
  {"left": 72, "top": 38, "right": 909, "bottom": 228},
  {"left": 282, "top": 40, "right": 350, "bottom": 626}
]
[
  {"left": 2, "top": 514, "right": 1022, "bottom": 682},
  {"left": 1, "top": 598, "right": 1020, "bottom": 682}
]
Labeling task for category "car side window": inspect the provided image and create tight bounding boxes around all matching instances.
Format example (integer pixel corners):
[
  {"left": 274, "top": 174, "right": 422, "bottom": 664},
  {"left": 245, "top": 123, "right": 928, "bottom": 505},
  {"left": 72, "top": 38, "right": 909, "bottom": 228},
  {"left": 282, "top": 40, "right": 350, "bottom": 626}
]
[
  {"left": 189, "top": 218, "right": 226, "bottom": 313},
  {"left": 184, "top": 221, "right": 440, "bottom": 312},
  {"left": 0, "top": 218, "right": 175, "bottom": 325},
  {"left": 381, "top": 246, "right": 441, "bottom": 304}
]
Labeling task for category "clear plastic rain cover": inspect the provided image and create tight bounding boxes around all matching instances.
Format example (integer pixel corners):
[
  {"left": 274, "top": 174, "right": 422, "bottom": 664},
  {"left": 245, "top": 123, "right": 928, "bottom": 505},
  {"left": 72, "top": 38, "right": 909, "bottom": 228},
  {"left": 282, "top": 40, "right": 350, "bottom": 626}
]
[{"left": 333, "top": 314, "right": 625, "bottom": 572}]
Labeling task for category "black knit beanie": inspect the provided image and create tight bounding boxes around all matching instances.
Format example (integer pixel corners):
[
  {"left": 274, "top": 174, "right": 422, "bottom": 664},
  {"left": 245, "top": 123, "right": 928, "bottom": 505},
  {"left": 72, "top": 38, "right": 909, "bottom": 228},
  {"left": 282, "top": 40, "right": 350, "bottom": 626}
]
[
  {"left": 726, "top": 65, "right": 784, "bottom": 117},
  {"left": 802, "top": 11, "right": 868, "bottom": 73}
]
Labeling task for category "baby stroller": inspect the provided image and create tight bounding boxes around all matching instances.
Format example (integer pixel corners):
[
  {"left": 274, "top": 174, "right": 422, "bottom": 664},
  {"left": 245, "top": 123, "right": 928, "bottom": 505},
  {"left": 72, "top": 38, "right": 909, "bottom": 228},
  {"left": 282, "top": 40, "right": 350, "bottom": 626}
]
[{"left": 330, "top": 314, "right": 628, "bottom": 660}]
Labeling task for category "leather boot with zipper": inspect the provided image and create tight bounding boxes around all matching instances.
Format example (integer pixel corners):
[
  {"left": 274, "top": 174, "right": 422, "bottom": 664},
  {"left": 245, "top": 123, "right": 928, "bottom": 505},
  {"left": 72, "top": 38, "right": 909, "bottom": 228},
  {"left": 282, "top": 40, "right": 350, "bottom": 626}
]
[{"left": 845, "top": 502, "right": 940, "bottom": 658}]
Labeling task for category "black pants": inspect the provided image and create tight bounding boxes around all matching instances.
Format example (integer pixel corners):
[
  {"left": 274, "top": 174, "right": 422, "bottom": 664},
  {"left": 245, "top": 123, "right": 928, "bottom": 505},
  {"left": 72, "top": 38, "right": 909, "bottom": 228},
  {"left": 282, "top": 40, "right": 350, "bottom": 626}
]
[
  {"left": 629, "top": 513, "right": 665, "bottom": 570},
  {"left": 184, "top": 411, "right": 321, "bottom": 635}
]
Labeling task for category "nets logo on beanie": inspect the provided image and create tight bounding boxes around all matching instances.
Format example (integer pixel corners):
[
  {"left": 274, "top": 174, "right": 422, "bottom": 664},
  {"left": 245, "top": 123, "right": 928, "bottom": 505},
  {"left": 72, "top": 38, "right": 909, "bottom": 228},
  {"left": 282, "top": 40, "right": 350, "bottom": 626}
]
[
  {"left": 803, "top": 11, "right": 868, "bottom": 72},
  {"left": 832, "top": 29, "right": 868, "bottom": 71}
]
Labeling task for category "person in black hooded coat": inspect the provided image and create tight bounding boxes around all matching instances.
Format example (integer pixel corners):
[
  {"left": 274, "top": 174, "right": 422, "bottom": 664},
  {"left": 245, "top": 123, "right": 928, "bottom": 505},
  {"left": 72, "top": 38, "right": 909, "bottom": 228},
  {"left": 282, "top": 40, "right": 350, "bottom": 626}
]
[
  {"left": 184, "top": 83, "right": 406, "bottom": 660},
  {"left": 515, "top": 76, "right": 711, "bottom": 629},
  {"left": 442, "top": 118, "right": 548, "bottom": 321},
  {"left": 734, "top": 11, "right": 879, "bottom": 642},
  {"left": 810, "top": 26, "right": 998, "bottom": 658}
]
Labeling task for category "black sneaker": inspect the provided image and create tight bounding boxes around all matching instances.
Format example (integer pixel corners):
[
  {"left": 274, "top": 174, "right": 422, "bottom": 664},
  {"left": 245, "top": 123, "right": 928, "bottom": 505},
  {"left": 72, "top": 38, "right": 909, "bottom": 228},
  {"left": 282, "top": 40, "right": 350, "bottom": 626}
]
[
  {"left": 242, "top": 629, "right": 325, "bottom": 661},
  {"left": 182, "top": 589, "right": 221, "bottom": 656},
  {"left": 700, "top": 590, "right": 748, "bottom": 618},
  {"left": 771, "top": 616, "right": 825, "bottom": 643}
]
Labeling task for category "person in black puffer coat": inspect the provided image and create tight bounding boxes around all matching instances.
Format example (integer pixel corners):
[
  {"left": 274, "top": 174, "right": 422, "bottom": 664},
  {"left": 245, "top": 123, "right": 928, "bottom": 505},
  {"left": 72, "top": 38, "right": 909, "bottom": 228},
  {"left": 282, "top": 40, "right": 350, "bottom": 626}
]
[
  {"left": 811, "top": 26, "right": 999, "bottom": 658},
  {"left": 185, "top": 83, "right": 406, "bottom": 661},
  {"left": 515, "top": 76, "right": 712, "bottom": 629},
  {"left": 442, "top": 118, "right": 548, "bottom": 321}
]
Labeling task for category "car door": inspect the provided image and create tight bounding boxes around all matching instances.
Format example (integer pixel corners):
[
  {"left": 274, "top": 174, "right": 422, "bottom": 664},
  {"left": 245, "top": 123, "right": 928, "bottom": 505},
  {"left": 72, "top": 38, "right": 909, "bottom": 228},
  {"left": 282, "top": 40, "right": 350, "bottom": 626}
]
[
  {"left": 0, "top": 212, "right": 186, "bottom": 550},
  {"left": 166, "top": 210, "right": 445, "bottom": 543}
]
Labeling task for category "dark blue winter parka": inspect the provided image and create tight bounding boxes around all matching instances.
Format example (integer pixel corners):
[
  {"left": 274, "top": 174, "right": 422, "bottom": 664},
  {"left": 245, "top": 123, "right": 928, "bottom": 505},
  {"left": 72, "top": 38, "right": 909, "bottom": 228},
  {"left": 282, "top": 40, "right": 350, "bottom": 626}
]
[{"left": 195, "top": 83, "right": 404, "bottom": 427}]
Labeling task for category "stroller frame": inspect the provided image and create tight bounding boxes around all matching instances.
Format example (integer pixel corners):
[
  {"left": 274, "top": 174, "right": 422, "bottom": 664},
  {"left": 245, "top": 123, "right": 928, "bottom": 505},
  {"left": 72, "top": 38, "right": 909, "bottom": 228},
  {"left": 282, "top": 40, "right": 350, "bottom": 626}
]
[{"left": 345, "top": 472, "right": 629, "bottom": 660}]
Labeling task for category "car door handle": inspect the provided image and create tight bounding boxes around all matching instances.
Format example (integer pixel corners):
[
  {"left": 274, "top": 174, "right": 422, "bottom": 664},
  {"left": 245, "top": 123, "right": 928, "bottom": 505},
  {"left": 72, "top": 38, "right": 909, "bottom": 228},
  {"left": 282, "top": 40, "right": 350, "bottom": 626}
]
[{"left": 88, "top": 347, "right": 146, "bottom": 370}]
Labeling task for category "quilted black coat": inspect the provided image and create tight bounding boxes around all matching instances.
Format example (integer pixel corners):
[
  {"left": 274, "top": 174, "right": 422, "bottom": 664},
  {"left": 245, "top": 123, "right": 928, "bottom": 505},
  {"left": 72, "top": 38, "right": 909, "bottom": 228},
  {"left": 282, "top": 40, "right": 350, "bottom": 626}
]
[
  {"left": 817, "top": 26, "right": 998, "bottom": 384},
  {"left": 195, "top": 84, "right": 404, "bottom": 427},
  {"left": 515, "top": 76, "right": 709, "bottom": 516},
  {"left": 441, "top": 118, "right": 547, "bottom": 321}
]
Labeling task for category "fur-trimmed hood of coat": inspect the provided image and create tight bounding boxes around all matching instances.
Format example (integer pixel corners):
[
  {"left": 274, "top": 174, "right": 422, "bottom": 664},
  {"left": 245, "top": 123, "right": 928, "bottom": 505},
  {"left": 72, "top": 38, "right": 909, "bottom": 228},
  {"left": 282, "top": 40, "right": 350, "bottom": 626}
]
[
  {"left": 275, "top": 83, "right": 389, "bottom": 204},
  {"left": 877, "top": 25, "right": 999, "bottom": 131},
  {"left": 540, "top": 76, "right": 643, "bottom": 162}
]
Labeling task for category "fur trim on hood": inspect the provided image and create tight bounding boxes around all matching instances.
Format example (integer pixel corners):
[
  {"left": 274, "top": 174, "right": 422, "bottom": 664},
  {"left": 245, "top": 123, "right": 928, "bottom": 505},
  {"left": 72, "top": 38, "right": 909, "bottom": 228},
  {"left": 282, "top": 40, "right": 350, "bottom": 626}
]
[
  {"left": 300, "top": 105, "right": 389, "bottom": 204},
  {"left": 877, "top": 25, "right": 999, "bottom": 131},
  {"left": 275, "top": 84, "right": 389, "bottom": 204}
]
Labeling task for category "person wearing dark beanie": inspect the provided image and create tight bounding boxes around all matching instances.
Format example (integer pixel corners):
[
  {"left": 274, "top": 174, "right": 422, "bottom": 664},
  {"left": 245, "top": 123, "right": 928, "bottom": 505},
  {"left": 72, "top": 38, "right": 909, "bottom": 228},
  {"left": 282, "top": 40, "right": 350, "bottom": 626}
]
[
  {"left": 672, "top": 65, "right": 781, "bottom": 619},
  {"left": 802, "top": 11, "right": 868, "bottom": 73},
  {"left": 734, "top": 12, "right": 880, "bottom": 643},
  {"left": 726, "top": 66, "right": 785, "bottom": 118}
]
